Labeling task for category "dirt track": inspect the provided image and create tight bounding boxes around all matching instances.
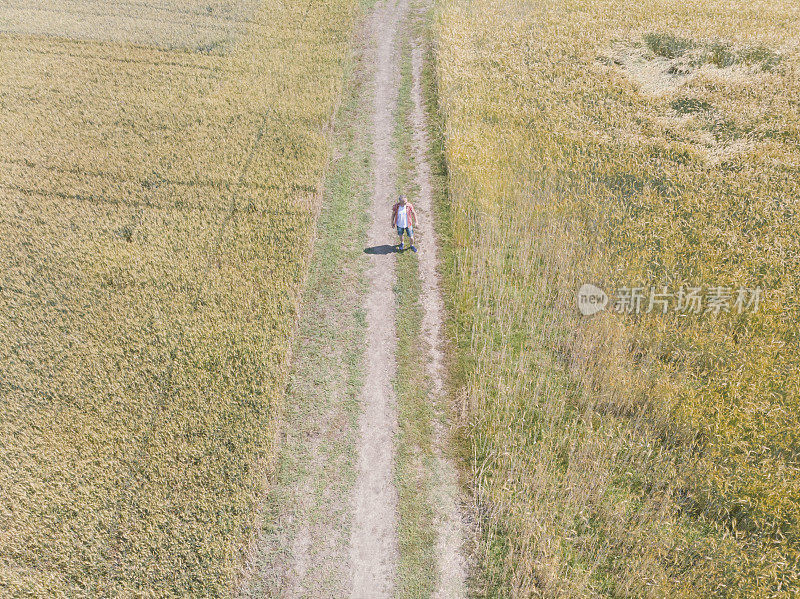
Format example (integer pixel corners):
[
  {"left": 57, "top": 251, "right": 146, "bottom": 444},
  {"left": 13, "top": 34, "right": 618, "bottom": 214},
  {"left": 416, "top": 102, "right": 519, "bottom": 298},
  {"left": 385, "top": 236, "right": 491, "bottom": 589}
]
[
  {"left": 348, "top": 0, "right": 407, "bottom": 595},
  {"left": 238, "top": 0, "right": 466, "bottom": 595}
]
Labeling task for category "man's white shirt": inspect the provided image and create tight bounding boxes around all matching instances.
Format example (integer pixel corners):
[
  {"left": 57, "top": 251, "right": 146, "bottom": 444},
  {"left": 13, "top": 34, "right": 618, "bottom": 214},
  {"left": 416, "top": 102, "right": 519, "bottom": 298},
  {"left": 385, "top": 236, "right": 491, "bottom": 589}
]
[{"left": 396, "top": 205, "right": 408, "bottom": 228}]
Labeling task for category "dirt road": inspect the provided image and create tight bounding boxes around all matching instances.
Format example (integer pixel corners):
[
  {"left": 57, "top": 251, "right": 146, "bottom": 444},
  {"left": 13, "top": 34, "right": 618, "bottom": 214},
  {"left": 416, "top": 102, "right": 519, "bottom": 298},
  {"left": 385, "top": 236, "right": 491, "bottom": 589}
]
[
  {"left": 348, "top": 0, "right": 407, "bottom": 595},
  {"left": 238, "top": 1, "right": 466, "bottom": 596}
]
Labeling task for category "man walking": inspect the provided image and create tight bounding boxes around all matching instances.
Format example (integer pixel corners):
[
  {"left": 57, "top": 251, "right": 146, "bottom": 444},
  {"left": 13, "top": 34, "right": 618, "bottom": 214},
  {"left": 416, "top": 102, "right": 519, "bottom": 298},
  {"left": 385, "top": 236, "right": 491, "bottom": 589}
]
[{"left": 391, "top": 194, "right": 418, "bottom": 251}]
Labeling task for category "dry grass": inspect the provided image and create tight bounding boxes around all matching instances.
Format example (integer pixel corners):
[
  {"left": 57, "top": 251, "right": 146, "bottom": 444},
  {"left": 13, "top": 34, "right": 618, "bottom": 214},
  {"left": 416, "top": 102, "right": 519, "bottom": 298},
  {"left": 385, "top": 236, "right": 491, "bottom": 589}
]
[
  {"left": 0, "top": 1, "right": 357, "bottom": 595},
  {"left": 435, "top": 0, "right": 800, "bottom": 596},
  {"left": 0, "top": 0, "right": 260, "bottom": 52}
]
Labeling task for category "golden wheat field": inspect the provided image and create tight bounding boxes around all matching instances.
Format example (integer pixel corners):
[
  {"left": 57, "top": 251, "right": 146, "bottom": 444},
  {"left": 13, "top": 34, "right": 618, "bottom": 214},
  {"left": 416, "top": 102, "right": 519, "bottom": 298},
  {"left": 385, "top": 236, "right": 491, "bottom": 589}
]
[
  {"left": 0, "top": 0, "right": 357, "bottom": 595},
  {"left": 0, "top": 0, "right": 261, "bottom": 52},
  {"left": 436, "top": 0, "right": 799, "bottom": 596}
]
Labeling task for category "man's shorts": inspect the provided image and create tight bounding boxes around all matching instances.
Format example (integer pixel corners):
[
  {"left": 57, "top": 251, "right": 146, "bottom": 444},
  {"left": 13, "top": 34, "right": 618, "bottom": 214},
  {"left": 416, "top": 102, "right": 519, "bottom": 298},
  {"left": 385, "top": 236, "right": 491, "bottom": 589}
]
[{"left": 396, "top": 225, "right": 413, "bottom": 237}]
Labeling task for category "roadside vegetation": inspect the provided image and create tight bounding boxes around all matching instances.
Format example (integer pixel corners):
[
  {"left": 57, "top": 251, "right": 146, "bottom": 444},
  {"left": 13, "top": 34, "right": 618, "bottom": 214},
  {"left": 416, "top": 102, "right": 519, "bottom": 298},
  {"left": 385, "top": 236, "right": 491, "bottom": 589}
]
[
  {"left": 435, "top": 0, "right": 799, "bottom": 596},
  {"left": 0, "top": 1, "right": 357, "bottom": 595},
  {"left": 393, "top": 16, "right": 439, "bottom": 597},
  {"left": 237, "top": 33, "right": 372, "bottom": 595}
]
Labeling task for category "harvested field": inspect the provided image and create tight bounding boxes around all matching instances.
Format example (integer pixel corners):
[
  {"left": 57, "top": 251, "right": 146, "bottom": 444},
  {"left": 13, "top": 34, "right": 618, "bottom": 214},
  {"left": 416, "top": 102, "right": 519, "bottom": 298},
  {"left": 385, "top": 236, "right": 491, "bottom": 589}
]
[
  {"left": 0, "top": 0, "right": 261, "bottom": 52},
  {"left": 0, "top": 0, "right": 358, "bottom": 596}
]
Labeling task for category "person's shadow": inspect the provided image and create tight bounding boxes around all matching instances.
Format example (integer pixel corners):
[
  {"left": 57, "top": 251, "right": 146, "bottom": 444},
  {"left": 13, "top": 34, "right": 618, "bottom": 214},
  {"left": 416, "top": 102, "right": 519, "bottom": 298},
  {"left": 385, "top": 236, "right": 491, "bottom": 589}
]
[{"left": 364, "top": 244, "right": 399, "bottom": 255}]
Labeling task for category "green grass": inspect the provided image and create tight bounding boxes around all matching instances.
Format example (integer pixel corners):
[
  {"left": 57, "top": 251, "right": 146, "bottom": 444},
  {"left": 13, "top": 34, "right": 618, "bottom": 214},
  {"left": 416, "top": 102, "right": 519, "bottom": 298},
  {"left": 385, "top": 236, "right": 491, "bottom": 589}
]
[
  {"left": 644, "top": 32, "right": 696, "bottom": 58},
  {"left": 699, "top": 40, "right": 783, "bottom": 70},
  {"left": 393, "top": 15, "right": 439, "bottom": 598},
  {"left": 642, "top": 31, "right": 783, "bottom": 71}
]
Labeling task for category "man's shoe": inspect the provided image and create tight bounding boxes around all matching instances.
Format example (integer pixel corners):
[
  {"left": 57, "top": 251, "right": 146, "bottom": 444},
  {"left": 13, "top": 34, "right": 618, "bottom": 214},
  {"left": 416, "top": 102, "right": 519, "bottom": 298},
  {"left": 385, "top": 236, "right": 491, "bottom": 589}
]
[{"left": 398, "top": 242, "right": 404, "bottom": 251}]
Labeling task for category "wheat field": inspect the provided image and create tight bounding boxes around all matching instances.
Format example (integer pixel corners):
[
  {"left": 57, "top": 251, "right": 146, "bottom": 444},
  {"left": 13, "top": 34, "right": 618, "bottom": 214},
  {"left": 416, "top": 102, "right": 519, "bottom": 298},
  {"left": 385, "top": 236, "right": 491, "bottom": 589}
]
[
  {"left": 0, "top": 0, "right": 260, "bottom": 52},
  {"left": 436, "top": 0, "right": 799, "bottom": 596},
  {"left": 0, "top": 0, "right": 357, "bottom": 595}
]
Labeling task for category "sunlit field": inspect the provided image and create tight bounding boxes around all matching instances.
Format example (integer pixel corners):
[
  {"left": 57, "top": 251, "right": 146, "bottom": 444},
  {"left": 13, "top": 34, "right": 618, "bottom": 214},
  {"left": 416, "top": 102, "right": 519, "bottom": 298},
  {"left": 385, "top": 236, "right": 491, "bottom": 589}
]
[
  {"left": 0, "top": 0, "right": 357, "bottom": 595},
  {"left": 0, "top": 0, "right": 260, "bottom": 52},
  {"left": 436, "top": 0, "right": 799, "bottom": 595}
]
